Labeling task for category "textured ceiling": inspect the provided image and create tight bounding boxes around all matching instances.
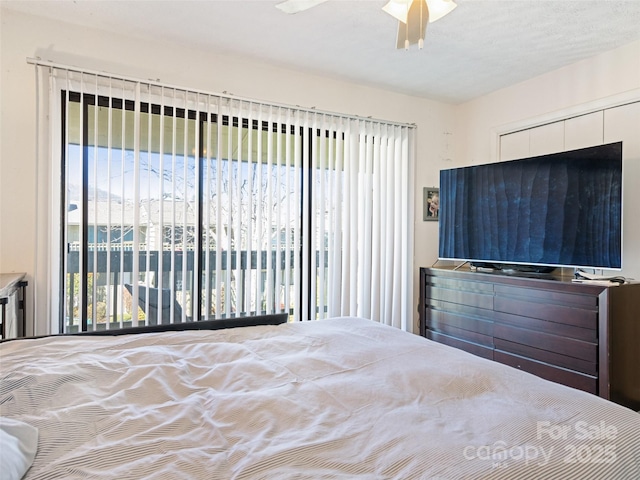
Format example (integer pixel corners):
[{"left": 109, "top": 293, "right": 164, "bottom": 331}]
[{"left": 4, "top": 0, "right": 640, "bottom": 104}]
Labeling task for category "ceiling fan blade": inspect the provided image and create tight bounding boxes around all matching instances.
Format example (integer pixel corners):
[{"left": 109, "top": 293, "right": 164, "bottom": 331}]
[{"left": 275, "top": 0, "right": 329, "bottom": 14}]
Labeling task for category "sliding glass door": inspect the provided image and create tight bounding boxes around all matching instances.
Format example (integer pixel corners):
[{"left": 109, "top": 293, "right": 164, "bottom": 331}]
[
  {"left": 38, "top": 64, "right": 413, "bottom": 335},
  {"left": 62, "top": 91, "right": 308, "bottom": 332}
]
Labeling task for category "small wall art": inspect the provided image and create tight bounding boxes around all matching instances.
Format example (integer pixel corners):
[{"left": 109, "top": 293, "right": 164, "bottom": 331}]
[{"left": 423, "top": 187, "right": 439, "bottom": 221}]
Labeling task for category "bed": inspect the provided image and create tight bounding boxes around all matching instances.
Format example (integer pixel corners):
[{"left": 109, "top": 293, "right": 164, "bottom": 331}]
[{"left": 1, "top": 316, "right": 639, "bottom": 479}]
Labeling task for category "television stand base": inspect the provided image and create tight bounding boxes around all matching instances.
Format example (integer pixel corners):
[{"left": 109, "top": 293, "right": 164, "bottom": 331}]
[{"left": 470, "top": 262, "right": 557, "bottom": 275}]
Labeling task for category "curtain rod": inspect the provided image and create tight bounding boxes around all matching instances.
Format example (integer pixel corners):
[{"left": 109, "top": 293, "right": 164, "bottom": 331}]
[{"left": 27, "top": 57, "right": 416, "bottom": 129}]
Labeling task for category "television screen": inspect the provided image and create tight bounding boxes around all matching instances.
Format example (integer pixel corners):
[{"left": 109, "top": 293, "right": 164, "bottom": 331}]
[{"left": 438, "top": 142, "right": 623, "bottom": 271}]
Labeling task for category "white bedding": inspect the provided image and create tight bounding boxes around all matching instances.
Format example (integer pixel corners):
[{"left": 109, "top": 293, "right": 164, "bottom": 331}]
[{"left": 1, "top": 317, "right": 639, "bottom": 479}]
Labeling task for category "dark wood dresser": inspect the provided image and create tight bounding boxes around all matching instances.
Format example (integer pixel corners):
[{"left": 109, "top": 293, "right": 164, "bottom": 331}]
[{"left": 419, "top": 267, "right": 640, "bottom": 410}]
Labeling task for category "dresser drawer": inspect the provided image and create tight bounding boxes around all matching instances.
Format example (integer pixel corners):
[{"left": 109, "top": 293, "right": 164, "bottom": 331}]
[
  {"left": 494, "top": 350, "right": 597, "bottom": 394},
  {"left": 493, "top": 310, "right": 596, "bottom": 342},
  {"left": 494, "top": 296, "right": 597, "bottom": 329},
  {"left": 428, "top": 286, "right": 493, "bottom": 310},
  {"left": 495, "top": 284, "right": 598, "bottom": 309},
  {"left": 426, "top": 321, "right": 493, "bottom": 349},
  {"left": 429, "top": 276, "right": 494, "bottom": 295},
  {"left": 493, "top": 323, "right": 596, "bottom": 362},
  {"left": 427, "top": 309, "right": 493, "bottom": 337},
  {"left": 426, "top": 331, "right": 493, "bottom": 360},
  {"left": 494, "top": 338, "right": 597, "bottom": 375}
]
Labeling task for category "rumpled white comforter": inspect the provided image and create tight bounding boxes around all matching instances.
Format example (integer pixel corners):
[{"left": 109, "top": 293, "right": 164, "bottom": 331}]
[{"left": 1, "top": 317, "right": 639, "bottom": 479}]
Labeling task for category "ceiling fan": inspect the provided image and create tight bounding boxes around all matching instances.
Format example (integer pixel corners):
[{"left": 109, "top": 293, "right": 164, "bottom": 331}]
[{"left": 275, "top": 0, "right": 458, "bottom": 49}]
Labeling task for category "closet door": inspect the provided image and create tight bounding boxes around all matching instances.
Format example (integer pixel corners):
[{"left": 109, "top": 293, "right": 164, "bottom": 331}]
[
  {"left": 565, "top": 111, "right": 604, "bottom": 150},
  {"left": 499, "top": 121, "right": 565, "bottom": 161},
  {"left": 529, "top": 122, "right": 564, "bottom": 157},
  {"left": 499, "top": 130, "right": 529, "bottom": 161}
]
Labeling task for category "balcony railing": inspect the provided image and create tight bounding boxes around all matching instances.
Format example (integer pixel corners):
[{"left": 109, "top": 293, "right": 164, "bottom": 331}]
[{"left": 65, "top": 248, "right": 328, "bottom": 332}]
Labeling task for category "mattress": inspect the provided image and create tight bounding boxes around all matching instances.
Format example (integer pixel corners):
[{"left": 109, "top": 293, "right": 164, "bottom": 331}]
[{"left": 1, "top": 317, "right": 639, "bottom": 479}]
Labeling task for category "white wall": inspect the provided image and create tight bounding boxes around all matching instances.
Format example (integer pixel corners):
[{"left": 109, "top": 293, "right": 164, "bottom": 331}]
[
  {"left": 0, "top": 8, "right": 452, "bottom": 334},
  {"left": 456, "top": 39, "right": 640, "bottom": 281}
]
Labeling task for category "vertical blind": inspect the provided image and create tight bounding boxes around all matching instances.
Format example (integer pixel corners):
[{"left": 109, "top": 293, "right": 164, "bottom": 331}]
[{"left": 34, "top": 62, "right": 415, "bottom": 332}]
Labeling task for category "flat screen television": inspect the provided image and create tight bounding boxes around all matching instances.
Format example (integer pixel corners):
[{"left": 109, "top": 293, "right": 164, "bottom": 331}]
[{"left": 438, "top": 142, "right": 623, "bottom": 273}]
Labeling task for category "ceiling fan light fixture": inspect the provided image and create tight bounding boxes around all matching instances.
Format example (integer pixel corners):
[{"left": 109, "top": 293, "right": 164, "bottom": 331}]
[
  {"left": 425, "top": 0, "right": 457, "bottom": 23},
  {"left": 394, "top": 0, "right": 429, "bottom": 50},
  {"left": 384, "top": 0, "right": 456, "bottom": 49},
  {"left": 384, "top": 0, "right": 457, "bottom": 23},
  {"left": 382, "top": 0, "right": 413, "bottom": 24}
]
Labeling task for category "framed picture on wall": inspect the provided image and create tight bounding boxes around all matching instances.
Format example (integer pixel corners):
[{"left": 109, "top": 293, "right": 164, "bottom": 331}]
[{"left": 423, "top": 187, "right": 439, "bottom": 221}]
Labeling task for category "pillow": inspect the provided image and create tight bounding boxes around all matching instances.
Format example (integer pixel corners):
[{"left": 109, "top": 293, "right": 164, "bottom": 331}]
[{"left": 0, "top": 417, "right": 38, "bottom": 480}]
